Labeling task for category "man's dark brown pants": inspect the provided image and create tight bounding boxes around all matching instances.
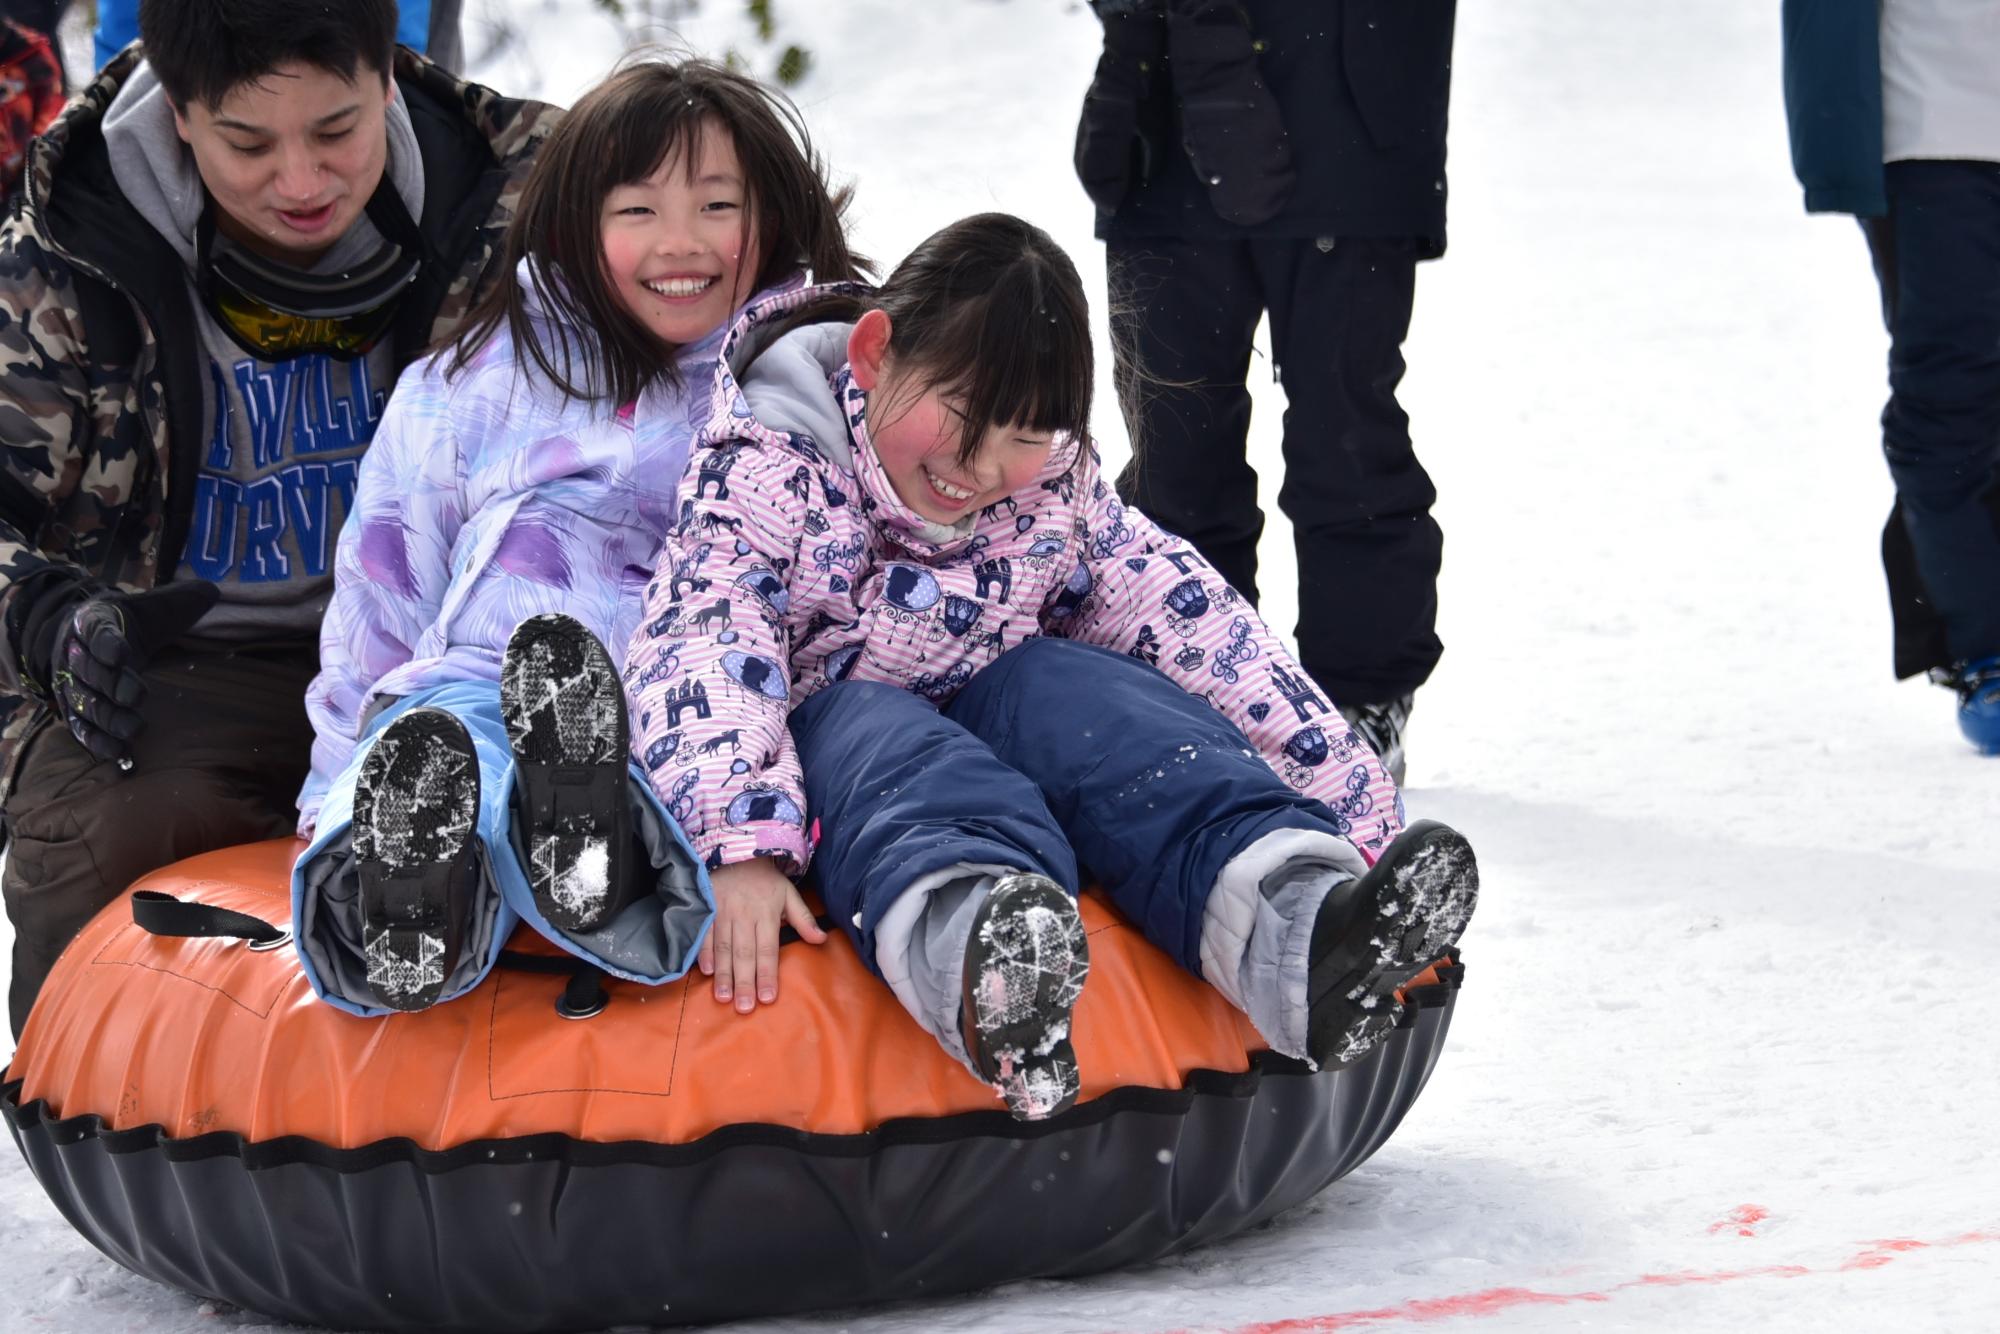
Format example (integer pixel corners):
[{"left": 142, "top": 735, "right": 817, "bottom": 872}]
[{"left": 2, "top": 645, "right": 316, "bottom": 1037}]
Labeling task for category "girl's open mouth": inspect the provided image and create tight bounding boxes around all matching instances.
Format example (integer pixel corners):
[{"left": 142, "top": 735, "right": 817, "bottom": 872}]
[
  {"left": 643, "top": 275, "right": 719, "bottom": 300},
  {"left": 924, "top": 467, "right": 976, "bottom": 507}
]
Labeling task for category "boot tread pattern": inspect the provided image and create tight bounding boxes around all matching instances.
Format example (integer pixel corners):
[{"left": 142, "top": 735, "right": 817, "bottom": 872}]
[
  {"left": 1307, "top": 820, "right": 1477, "bottom": 1068},
  {"left": 502, "top": 614, "right": 632, "bottom": 932},
  {"left": 964, "top": 875, "right": 1091, "bottom": 1121},
  {"left": 353, "top": 708, "right": 479, "bottom": 1009}
]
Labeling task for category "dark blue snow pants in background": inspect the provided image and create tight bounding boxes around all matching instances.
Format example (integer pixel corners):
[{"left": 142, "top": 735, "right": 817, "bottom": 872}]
[
  {"left": 1863, "top": 161, "right": 2000, "bottom": 676},
  {"left": 789, "top": 637, "right": 1347, "bottom": 978},
  {"left": 1107, "top": 235, "right": 1443, "bottom": 708}
]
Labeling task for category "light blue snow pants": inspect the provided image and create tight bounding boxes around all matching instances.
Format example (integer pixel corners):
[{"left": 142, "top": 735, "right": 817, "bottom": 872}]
[{"left": 291, "top": 680, "right": 713, "bottom": 1017}]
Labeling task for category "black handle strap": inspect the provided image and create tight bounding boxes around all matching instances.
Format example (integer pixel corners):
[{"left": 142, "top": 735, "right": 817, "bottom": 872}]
[
  {"left": 131, "top": 890, "right": 290, "bottom": 948},
  {"left": 494, "top": 949, "right": 579, "bottom": 975}
]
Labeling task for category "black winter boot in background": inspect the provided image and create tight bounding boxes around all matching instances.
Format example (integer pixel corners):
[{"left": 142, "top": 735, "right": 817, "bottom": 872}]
[{"left": 1340, "top": 693, "right": 1414, "bottom": 788}]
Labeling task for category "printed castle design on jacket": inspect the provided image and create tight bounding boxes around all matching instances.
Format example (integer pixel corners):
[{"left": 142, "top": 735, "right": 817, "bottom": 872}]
[{"left": 626, "top": 283, "right": 1406, "bottom": 876}]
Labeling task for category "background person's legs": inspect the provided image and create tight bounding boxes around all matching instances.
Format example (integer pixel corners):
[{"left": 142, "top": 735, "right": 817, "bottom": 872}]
[
  {"left": 1255, "top": 235, "right": 1443, "bottom": 709},
  {"left": 1109, "top": 235, "right": 1269, "bottom": 603},
  {"left": 1864, "top": 161, "right": 2000, "bottom": 679}
]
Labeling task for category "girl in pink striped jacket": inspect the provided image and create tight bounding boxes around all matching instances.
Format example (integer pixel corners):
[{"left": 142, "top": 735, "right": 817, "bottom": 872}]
[{"left": 627, "top": 214, "right": 1478, "bottom": 1119}]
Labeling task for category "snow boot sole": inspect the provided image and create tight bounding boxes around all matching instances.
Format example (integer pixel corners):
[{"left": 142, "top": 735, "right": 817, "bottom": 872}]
[
  {"left": 353, "top": 707, "right": 481, "bottom": 1012},
  {"left": 1305, "top": 820, "right": 1478, "bottom": 1069},
  {"left": 960, "top": 874, "right": 1091, "bottom": 1121},
  {"left": 502, "top": 613, "right": 637, "bottom": 934}
]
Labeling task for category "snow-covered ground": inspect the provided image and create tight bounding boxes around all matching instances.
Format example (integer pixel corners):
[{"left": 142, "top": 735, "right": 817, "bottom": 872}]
[{"left": 7, "top": 2, "right": 1998, "bottom": 1331}]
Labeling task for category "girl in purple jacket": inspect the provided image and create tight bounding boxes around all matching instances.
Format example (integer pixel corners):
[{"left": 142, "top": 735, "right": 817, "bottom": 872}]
[
  {"left": 628, "top": 214, "right": 1479, "bottom": 1118},
  {"left": 291, "top": 60, "right": 862, "bottom": 1016}
]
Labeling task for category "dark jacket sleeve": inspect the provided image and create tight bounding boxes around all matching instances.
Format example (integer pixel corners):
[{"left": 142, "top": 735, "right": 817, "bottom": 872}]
[
  {"left": 0, "top": 223, "right": 99, "bottom": 698},
  {"left": 1781, "top": 0, "right": 1885, "bottom": 217}
]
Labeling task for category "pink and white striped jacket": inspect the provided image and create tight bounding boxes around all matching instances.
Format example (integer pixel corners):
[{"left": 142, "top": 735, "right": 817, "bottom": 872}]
[{"left": 625, "top": 285, "right": 1403, "bottom": 875}]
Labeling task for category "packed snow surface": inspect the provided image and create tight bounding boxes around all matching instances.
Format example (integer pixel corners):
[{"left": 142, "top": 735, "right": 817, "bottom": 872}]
[{"left": 5, "top": 1, "right": 1997, "bottom": 1331}]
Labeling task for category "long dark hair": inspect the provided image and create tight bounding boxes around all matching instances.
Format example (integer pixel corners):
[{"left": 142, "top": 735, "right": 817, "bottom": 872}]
[
  {"left": 448, "top": 58, "right": 866, "bottom": 406},
  {"left": 761, "top": 213, "right": 1094, "bottom": 467}
]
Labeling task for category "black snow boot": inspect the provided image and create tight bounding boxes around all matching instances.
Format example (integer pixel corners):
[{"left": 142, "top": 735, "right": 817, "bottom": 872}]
[
  {"left": 960, "top": 874, "right": 1092, "bottom": 1121},
  {"left": 1339, "top": 693, "right": 1413, "bottom": 788},
  {"left": 353, "top": 706, "right": 481, "bottom": 1012},
  {"left": 1305, "top": 820, "right": 1477, "bottom": 1069},
  {"left": 501, "top": 613, "right": 641, "bottom": 934}
]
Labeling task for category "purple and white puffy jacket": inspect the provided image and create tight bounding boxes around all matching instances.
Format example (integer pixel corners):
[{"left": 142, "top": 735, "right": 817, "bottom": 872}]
[
  {"left": 298, "top": 264, "right": 787, "bottom": 834},
  {"left": 624, "top": 283, "right": 1404, "bottom": 875}
]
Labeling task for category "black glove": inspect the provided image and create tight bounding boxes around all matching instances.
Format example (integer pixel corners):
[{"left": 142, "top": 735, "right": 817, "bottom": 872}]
[
  {"left": 1074, "top": 1, "right": 1168, "bottom": 213},
  {"left": 1166, "top": 1, "right": 1296, "bottom": 227},
  {"left": 29, "top": 581, "right": 221, "bottom": 765}
]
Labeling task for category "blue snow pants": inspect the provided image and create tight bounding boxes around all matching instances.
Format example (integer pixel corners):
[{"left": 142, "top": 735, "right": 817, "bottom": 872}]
[
  {"left": 1863, "top": 160, "right": 2000, "bottom": 673},
  {"left": 292, "top": 681, "right": 713, "bottom": 1018},
  {"left": 789, "top": 637, "right": 1350, "bottom": 978}
]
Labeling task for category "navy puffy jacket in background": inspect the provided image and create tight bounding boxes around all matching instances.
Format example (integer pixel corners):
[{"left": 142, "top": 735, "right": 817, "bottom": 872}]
[{"left": 1780, "top": 0, "right": 1886, "bottom": 217}]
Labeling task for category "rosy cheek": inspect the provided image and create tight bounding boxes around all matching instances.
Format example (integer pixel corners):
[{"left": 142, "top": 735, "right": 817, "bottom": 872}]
[{"left": 601, "top": 235, "right": 633, "bottom": 276}]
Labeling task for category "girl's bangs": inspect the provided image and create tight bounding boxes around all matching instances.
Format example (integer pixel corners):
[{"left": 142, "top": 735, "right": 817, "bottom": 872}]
[
  {"left": 605, "top": 94, "right": 714, "bottom": 191},
  {"left": 941, "top": 273, "right": 1094, "bottom": 461}
]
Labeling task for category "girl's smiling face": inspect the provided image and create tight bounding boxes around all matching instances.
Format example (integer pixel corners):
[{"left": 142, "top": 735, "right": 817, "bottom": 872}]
[
  {"left": 847, "top": 309, "right": 1057, "bottom": 525},
  {"left": 599, "top": 119, "right": 761, "bottom": 349}
]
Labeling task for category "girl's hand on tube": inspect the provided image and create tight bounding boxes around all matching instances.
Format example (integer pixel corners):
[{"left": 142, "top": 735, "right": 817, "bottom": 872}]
[{"left": 703, "top": 858, "right": 828, "bottom": 1013}]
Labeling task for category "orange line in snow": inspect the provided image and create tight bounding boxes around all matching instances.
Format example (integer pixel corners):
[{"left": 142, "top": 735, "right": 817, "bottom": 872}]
[
  {"left": 1161, "top": 1229, "right": 2000, "bottom": 1334},
  {"left": 1706, "top": 1203, "right": 1770, "bottom": 1237}
]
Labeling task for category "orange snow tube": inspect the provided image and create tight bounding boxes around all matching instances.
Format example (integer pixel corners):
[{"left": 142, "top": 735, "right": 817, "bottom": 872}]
[{"left": 4, "top": 838, "right": 1464, "bottom": 1332}]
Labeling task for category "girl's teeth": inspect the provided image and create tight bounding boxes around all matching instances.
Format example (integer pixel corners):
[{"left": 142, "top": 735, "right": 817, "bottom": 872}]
[
  {"left": 645, "top": 276, "right": 715, "bottom": 297},
  {"left": 927, "top": 470, "right": 973, "bottom": 501}
]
